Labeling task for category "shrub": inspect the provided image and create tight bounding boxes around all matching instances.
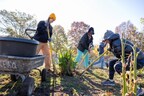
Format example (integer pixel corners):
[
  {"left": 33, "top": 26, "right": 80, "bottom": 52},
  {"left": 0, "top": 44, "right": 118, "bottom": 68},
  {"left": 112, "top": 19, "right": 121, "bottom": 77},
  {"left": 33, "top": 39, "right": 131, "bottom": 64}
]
[{"left": 58, "top": 49, "right": 76, "bottom": 76}]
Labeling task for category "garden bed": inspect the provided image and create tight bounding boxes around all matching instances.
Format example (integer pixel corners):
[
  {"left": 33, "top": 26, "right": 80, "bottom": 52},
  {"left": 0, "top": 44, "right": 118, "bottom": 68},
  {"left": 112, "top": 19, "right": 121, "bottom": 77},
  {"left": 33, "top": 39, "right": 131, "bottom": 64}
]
[{"left": 0, "top": 67, "right": 144, "bottom": 96}]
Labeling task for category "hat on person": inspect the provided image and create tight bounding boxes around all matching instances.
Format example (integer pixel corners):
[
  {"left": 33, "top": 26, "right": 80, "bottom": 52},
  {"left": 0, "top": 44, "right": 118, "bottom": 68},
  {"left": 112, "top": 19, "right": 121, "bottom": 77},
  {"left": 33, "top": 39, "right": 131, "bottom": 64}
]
[
  {"left": 88, "top": 27, "right": 94, "bottom": 35},
  {"left": 49, "top": 13, "right": 56, "bottom": 21},
  {"left": 103, "top": 30, "right": 114, "bottom": 40}
]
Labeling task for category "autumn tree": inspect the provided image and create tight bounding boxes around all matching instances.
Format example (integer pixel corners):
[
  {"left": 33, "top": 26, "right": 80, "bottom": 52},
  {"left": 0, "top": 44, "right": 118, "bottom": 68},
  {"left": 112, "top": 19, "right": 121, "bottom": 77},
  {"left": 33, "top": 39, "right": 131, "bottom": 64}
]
[
  {"left": 115, "top": 21, "right": 138, "bottom": 45},
  {"left": 115, "top": 20, "right": 144, "bottom": 51},
  {"left": 115, "top": 21, "right": 136, "bottom": 39},
  {"left": 67, "top": 21, "right": 90, "bottom": 50},
  {"left": 0, "top": 10, "right": 37, "bottom": 38}
]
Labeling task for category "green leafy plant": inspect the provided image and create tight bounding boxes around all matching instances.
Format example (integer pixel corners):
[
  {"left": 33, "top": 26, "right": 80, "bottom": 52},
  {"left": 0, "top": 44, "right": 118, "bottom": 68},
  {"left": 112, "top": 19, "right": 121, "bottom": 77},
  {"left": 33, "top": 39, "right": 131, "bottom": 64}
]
[{"left": 58, "top": 49, "right": 77, "bottom": 76}]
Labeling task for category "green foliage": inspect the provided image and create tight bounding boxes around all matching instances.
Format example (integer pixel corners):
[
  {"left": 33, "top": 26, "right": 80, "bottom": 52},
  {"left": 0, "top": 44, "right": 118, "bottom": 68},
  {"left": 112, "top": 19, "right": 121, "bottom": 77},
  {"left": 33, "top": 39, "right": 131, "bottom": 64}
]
[
  {"left": 0, "top": 9, "right": 37, "bottom": 38},
  {"left": 58, "top": 49, "right": 76, "bottom": 76}
]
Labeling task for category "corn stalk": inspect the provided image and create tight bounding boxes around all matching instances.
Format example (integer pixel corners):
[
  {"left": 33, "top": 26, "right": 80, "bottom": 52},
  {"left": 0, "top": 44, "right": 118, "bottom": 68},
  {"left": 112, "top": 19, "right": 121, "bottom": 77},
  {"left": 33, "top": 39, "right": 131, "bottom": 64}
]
[
  {"left": 129, "top": 53, "right": 133, "bottom": 93},
  {"left": 122, "top": 41, "right": 139, "bottom": 95},
  {"left": 133, "top": 46, "right": 139, "bottom": 95},
  {"left": 121, "top": 38, "right": 127, "bottom": 96}
]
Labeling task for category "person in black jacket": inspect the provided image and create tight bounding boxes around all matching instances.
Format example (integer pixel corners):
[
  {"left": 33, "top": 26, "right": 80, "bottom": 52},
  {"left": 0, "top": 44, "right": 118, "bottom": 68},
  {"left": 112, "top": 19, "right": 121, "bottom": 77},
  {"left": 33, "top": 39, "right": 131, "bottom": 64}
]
[
  {"left": 101, "top": 30, "right": 144, "bottom": 86},
  {"left": 33, "top": 13, "right": 56, "bottom": 71},
  {"left": 75, "top": 27, "right": 94, "bottom": 68}
]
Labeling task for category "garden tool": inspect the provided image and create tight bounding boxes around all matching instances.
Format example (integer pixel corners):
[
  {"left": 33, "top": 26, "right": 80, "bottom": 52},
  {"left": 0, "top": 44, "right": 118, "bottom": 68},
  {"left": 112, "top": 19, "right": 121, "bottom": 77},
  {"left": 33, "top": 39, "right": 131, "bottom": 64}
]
[
  {"left": 80, "top": 50, "right": 108, "bottom": 76},
  {"left": 75, "top": 44, "right": 94, "bottom": 70},
  {"left": 47, "top": 27, "right": 58, "bottom": 75},
  {"left": 47, "top": 27, "right": 58, "bottom": 94},
  {"left": 75, "top": 51, "right": 89, "bottom": 69}
]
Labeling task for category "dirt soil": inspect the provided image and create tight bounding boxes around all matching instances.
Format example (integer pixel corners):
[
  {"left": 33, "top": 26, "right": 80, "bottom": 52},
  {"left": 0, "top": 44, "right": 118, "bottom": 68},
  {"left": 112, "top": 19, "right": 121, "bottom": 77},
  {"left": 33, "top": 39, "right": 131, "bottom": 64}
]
[{"left": 0, "top": 68, "right": 144, "bottom": 96}]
